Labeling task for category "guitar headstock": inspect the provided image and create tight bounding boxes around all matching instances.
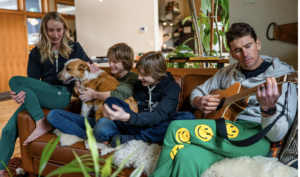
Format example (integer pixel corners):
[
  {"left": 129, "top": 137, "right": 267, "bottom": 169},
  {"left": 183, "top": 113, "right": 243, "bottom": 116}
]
[{"left": 287, "top": 71, "right": 298, "bottom": 84}]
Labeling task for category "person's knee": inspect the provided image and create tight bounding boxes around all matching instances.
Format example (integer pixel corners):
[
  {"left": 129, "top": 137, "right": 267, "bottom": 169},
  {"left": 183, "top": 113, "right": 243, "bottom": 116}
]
[
  {"left": 9, "top": 76, "right": 22, "bottom": 90},
  {"left": 93, "top": 118, "right": 111, "bottom": 141},
  {"left": 47, "top": 110, "right": 60, "bottom": 125},
  {"left": 1, "top": 126, "right": 16, "bottom": 137}
]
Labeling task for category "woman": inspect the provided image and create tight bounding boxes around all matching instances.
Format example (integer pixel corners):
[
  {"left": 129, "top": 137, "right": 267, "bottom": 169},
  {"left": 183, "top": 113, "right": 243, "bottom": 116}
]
[{"left": 0, "top": 12, "right": 94, "bottom": 177}]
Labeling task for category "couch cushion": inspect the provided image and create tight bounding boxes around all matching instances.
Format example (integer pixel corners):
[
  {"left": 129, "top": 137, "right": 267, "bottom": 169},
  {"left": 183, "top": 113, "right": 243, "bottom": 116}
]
[{"left": 179, "top": 75, "right": 212, "bottom": 112}]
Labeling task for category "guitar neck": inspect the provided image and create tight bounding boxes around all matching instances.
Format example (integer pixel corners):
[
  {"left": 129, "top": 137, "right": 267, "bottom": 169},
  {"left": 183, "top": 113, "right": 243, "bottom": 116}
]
[{"left": 224, "top": 74, "right": 288, "bottom": 106}]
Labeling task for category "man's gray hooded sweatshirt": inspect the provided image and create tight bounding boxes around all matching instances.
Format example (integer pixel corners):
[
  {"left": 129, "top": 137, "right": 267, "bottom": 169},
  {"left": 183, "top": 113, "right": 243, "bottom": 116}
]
[{"left": 190, "top": 55, "right": 297, "bottom": 142}]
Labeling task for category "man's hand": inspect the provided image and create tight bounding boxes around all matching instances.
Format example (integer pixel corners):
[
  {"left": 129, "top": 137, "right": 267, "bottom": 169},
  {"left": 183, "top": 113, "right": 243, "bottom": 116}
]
[
  {"left": 10, "top": 91, "right": 26, "bottom": 104},
  {"left": 79, "top": 88, "right": 95, "bottom": 102},
  {"left": 193, "top": 94, "right": 220, "bottom": 114},
  {"left": 102, "top": 103, "right": 130, "bottom": 122},
  {"left": 257, "top": 77, "right": 280, "bottom": 114}
]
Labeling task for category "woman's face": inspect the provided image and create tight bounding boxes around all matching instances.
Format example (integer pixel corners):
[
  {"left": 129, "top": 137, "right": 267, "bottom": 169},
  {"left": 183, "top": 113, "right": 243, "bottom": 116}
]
[{"left": 47, "top": 19, "right": 64, "bottom": 46}]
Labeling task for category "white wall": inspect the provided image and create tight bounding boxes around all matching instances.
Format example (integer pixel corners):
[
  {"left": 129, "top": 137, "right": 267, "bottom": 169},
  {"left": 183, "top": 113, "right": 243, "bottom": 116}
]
[
  {"left": 75, "top": 0, "right": 159, "bottom": 58},
  {"left": 229, "top": 0, "right": 298, "bottom": 70}
]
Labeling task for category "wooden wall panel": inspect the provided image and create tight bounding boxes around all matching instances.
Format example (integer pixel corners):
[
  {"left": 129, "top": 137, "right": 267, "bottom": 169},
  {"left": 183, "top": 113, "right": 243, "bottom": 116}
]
[{"left": 0, "top": 14, "right": 27, "bottom": 92}]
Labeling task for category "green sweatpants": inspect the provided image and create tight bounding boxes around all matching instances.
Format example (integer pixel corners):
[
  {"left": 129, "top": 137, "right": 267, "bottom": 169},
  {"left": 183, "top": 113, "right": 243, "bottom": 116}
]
[
  {"left": 150, "top": 119, "right": 271, "bottom": 177},
  {"left": 0, "top": 76, "right": 71, "bottom": 170}
]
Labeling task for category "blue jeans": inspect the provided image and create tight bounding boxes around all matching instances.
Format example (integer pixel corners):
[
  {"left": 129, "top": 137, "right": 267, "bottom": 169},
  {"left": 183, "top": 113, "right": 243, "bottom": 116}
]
[
  {"left": 93, "top": 97, "right": 196, "bottom": 143},
  {"left": 47, "top": 110, "right": 96, "bottom": 139}
]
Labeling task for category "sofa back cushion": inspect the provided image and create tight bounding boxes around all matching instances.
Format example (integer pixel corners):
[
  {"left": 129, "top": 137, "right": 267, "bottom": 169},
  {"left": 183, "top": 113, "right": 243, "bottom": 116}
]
[{"left": 178, "top": 75, "right": 212, "bottom": 113}]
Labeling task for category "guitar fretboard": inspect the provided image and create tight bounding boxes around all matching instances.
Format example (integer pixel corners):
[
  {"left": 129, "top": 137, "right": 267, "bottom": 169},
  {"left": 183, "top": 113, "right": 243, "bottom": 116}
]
[{"left": 223, "top": 74, "right": 288, "bottom": 106}]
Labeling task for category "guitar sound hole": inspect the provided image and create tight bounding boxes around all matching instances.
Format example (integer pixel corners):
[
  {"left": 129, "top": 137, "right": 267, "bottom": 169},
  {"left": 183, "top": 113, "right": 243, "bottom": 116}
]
[{"left": 216, "top": 97, "right": 226, "bottom": 111}]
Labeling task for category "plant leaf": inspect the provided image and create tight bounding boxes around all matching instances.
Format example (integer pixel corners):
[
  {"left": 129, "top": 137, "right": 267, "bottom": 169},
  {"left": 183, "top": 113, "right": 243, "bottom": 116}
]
[
  {"left": 0, "top": 159, "right": 12, "bottom": 177},
  {"left": 202, "top": 33, "right": 211, "bottom": 54},
  {"left": 46, "top": 165, "right": 94, "bottom": 177},
  {"left": 129, "top": 163, "right": 145, "bottom": 177},
  {"left": 182, "top": 16, "right": 191, "bottom": 25},
  {"left": 39, "top": 134, "right": 61, "bottom": 176},
  {"left": 183, "top": 37, "right": 194, "bottom": 45},
  {"left": 200, "top": 0, "right": 212, "bottom": 14},
  {"left": 213, "top": 32, "right": 218, "bottom": 45},
  {"left": 84, "top": 117, "right": 100, "bottom": 177},
  {"left": 101, "top": 155, "right": 113, "bottom": 177},
  {"left": 73, "top": 151, "right": 90, "bottom": 177}
]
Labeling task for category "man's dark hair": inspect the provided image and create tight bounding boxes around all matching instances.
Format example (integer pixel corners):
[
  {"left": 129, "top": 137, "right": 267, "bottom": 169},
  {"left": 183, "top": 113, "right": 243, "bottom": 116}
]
[{"left": 225, "top": 23, "right": 257, "bottom": 51}]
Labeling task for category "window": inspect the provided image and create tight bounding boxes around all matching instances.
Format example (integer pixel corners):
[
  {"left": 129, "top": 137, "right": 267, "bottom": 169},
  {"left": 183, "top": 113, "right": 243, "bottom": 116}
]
[
  {"left": 26, "top": 0, "right": 42, "bottom": 12},
  {"left": 0, "top": 0, "right": 18, "bottom": 10},
  {"left": 27, "top": 18, "right": 41, "bottom": 45},
  {"left": 57, "top": 3, "right": 75, "bottom": 15}
]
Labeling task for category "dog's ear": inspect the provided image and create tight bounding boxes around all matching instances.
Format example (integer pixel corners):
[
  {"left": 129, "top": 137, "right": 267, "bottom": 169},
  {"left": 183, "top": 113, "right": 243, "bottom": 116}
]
[{"left": 78, "top": 63, "right": 90, "bottom": 72}]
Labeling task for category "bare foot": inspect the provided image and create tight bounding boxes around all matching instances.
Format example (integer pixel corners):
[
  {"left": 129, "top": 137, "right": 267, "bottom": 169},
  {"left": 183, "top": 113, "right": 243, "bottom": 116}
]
[
  {"left": 0, "top": 170, "right": 4, "bottom": 177},
  {"left": 23, "top": 117, "right": 53, "bottom": 145},
  {"left": 101, "top": 141, "right": 109, "bottom": 145}
]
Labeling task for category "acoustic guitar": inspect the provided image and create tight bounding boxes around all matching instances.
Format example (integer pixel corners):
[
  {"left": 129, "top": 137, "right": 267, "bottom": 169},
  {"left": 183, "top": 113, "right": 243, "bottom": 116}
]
[{"left": 194, "top": 72, "right": 298, "bottom": 122}]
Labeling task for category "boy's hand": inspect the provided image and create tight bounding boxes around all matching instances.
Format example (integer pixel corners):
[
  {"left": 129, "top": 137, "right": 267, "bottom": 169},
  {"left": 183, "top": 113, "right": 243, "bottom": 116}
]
[
  {"left": 79, "top": 88, "right": 95, "bottom": 102},
  {"left": 88, "top": 62, "right": 100, "bottom": 73},
  {"left": 103, "top": 103, "right": 130, "bottom": 122}
]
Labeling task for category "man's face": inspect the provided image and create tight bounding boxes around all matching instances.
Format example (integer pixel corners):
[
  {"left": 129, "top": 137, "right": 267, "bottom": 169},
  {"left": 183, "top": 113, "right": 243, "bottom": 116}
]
[{"left": 230, "top": 35, "right": 263, "bottom": 70}]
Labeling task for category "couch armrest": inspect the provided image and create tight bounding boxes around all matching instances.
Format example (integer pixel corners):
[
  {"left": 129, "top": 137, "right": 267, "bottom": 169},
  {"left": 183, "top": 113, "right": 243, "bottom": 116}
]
[{"left": 17, "top": 100, "right": 82, "bottom": 173}]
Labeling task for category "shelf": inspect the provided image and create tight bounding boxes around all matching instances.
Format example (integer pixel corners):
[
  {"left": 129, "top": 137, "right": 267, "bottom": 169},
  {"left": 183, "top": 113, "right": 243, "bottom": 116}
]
[{"left": 166, "top": 59, "right": 229, "bottom": 64}]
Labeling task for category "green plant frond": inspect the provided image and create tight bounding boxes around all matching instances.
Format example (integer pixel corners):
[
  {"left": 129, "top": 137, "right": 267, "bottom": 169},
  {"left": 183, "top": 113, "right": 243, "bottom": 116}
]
[
  {"left": 101, "top": 155, "right": 113, "bottom": 177},
  {"left": 84, "top": 117, "right": 100, "bottom": 177},
  {"left": 204, "top": 27, "right": 211, "bottom": 36},
  {"left": 111, "top": 147, "right": 143, "bottom": 177},
  {"left": 219, "top": 0, "right": 229, "bottom": 12},
  {"left": 0, "top": 159, "right": 12, "bottom": 177},
  {"left": 73, "top": 151, "right": 90, "bottom": 177},
  {"left": 183, "top": 37, "right": 194, "bottom": 45},
  {"left": 129, "top": 163, "right": 145, "bottom": 177},
  {"left": 39, "top": 134, "right": 61, "bottom": 176},
  {"left": 46, "top": 165, "right": 94, "bottom": 177},
  {"left": 182, "top": 16, "right": 192, "bottom": 25}
]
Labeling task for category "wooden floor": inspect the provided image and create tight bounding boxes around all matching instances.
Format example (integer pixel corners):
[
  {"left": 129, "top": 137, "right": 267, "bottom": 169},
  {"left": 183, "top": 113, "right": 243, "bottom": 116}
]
[{"left": 0, "top": 99, "right": 21, "bottom": 157}]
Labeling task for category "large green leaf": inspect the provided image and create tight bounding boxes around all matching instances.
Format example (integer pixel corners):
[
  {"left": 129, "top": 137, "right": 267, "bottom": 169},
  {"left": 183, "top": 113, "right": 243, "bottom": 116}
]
[
  {"left": 202, "top": 33, "right": 211, "bottom": 54},
  {"left": 200, "top": 0, "right": 212, "bottom": 14},
  {"left": 219, "top": 0, "right": 229, "bottom": 12},
  {"left": 176, "top": 44, "right": 194, "bottom": 51},
  {"left": 213, "top": 32, "right": 218, "bottom": 45},
  {"left": 129, "top": 163, "right": 145, "bottom": 177},
  {"left": 0, "top": 159, "right": 12, "bottom": 177},
  {"left": 101, "top": 155, "right": 113, "bottom": 177},
  {"left": 39, "top": 134, "right": 61, "bottom": 176},
  {"left": 84, "top": 117, "right": 100, "bottom": 177}
]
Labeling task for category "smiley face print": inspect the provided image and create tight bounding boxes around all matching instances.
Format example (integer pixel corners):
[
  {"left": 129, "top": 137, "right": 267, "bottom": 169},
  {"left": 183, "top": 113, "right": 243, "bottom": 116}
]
[
  {"left": 226, "top": 123, "right": 239, "bottom": 138},
  {"left": 175, "top": 128, "right": 191, "bottom": 144},
  {"left": 195, "top": 124, "right": 214, "bottom": 142},
  {"left": 170, "top": 144, "right": 185, "bottom": 159}
]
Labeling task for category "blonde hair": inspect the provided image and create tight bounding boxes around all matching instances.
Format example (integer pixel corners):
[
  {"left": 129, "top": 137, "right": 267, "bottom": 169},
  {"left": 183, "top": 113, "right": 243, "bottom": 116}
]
[
  {"left": 136, "top": 51, "right": 167, "bottom": 81},
  {"left": 37, "top": 12, "right": 73, "bottom": 64},
  {"left": 107, "top": 43, "right": 134, "bottom": 70}
]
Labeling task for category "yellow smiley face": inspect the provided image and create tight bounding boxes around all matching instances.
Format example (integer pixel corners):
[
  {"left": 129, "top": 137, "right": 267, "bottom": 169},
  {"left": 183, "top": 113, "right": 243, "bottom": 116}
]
[
  {"left": 170, "top": 144, "right": 185, "bottom": 159},
  {"left": 175, "top": 128, "right": 191, "bottom": 144},
  {"left": 226, "top": 123, "right": 239, "bottom": 138},
  {"left": 195, "top": 124, "right": 214, "bottom": 142}
]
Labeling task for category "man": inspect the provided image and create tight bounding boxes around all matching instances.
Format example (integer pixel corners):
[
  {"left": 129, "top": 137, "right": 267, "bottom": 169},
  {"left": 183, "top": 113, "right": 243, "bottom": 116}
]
[{"left": 150, "top": 23, "right": 297, "bottom": 177}]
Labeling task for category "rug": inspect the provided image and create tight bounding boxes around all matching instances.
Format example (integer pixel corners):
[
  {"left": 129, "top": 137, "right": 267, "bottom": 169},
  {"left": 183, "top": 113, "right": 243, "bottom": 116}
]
[
  {"left": 53, "top": 129, "right": 298, "bottom": 176},
  {"left": 4, "top": 157, "right": 26, "bottom": 177}
]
